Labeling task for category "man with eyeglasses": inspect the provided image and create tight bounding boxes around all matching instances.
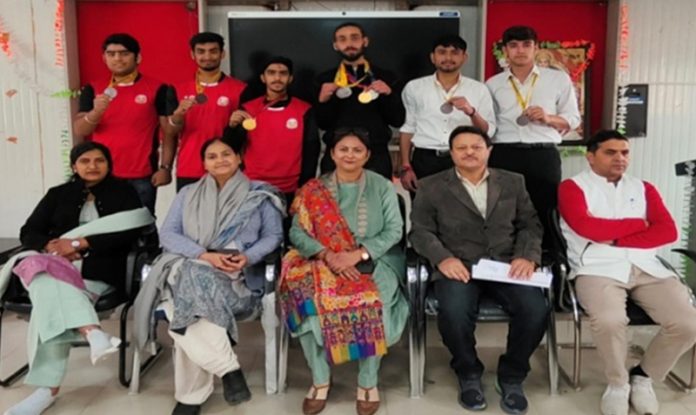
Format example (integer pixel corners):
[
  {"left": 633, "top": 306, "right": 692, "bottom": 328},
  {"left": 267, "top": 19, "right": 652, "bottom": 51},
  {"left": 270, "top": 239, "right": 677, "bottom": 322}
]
[
  {"left": 410, "top": 126, "right": 546, "bottom": 415},
  {"left": 399, "top": 35, "right": 496, "bottom": 195},
  {"left": 73, "top": 33, "right": 172, "bottom": 214},
  {"left": 314, "top": 22, "right": 405, "bottom": 179}
]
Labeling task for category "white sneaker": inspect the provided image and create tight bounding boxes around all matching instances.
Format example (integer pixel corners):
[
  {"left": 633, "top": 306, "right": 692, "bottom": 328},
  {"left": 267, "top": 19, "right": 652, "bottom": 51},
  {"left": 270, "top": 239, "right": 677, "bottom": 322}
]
[
  {"left": 601, "top": 383, "right": 630, "bottom": 415},
  {"left": 630, "top": 375, "right": 659, "bottom": 415}
]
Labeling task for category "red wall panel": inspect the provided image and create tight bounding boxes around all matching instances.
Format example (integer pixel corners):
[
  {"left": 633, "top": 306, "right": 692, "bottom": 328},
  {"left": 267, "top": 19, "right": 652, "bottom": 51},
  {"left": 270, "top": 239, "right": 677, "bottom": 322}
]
[
  {"left": 486, "top": 1, "right": 608, "bottom": 133},
  {"left": 76, "top": 1, "right": 199, "bottom": 86}
]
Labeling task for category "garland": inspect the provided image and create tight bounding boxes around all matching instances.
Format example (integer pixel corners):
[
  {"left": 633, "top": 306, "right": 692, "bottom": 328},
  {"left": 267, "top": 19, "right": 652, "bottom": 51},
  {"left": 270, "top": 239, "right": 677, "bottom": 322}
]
[{"left": 492, "top": 39, "right": 596, "bottom": 83}]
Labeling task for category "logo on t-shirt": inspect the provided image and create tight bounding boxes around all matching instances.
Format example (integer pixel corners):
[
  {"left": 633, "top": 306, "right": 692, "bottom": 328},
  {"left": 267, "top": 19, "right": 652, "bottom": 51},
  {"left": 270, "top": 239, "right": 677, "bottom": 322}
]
[
  {"left": 217, "top": 96, "right": 230, "bottom": 107},
  {"left": 286, "top": 118, "right": 299, "bottom": 130},
  {"left": 135, "top": 94, "right": 148, "bottom": 104}
]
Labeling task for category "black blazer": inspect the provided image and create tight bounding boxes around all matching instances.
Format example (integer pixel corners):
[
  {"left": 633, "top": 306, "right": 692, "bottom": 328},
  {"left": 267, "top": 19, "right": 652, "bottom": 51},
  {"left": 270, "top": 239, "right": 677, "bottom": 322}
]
[
  {"left": 409, "top": 168, "right": 543, "bottom": 281},
  {"left": 19, "top": 176, "right": 144, "bottom": 294}
]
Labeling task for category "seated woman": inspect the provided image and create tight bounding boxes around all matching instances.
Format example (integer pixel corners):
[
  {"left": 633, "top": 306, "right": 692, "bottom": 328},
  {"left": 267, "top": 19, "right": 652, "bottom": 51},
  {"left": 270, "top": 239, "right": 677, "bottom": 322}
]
[
  {"left": 134, "top": 134, "right": 284, "bottom": 415},
  {"left": 1, "top": 142, "right": 152, "bottom": 415},
  {"left": 279, "top": 129, "right": 409, "bottom": 415}
]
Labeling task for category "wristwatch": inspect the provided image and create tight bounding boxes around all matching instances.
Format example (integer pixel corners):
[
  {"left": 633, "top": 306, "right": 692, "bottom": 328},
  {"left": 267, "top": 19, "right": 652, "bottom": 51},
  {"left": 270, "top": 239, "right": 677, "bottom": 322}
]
[
  {"left": 71, "top": 239, "right": 81, "bottom": 249},
  {"left": 361, "top": 249, "right": 370, "bottom": 261}
]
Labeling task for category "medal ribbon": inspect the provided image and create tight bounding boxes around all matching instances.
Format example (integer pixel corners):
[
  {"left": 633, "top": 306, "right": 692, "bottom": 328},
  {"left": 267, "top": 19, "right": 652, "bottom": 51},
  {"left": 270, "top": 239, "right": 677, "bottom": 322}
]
[
  {"left": 195, "top": 69, "right": 222, "bottom": 95},
  {"left": 246, "top": 97, "right": 286, "bottom": 119},
  {"left": 108, "top": 69, "right": 139, "bottom": 88},
  {"left": 435, "top": 74, "right": 463, "bottom": 105},
  {"left": 508, "top": 73, "right": 538, "bottom": 111},
  {"left": 334, "top": 61, "right": 372, "bottom": 88}
]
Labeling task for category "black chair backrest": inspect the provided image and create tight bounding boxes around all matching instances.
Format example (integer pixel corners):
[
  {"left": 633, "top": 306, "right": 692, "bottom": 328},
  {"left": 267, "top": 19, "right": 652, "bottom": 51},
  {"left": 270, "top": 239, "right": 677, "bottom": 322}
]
[{"left": 397, "top": 194, "right": 407, "bottom": 250}]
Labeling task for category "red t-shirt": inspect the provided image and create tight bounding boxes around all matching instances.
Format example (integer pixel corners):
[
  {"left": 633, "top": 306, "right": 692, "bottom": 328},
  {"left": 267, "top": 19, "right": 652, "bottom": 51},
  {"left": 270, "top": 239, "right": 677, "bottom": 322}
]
[
  {"left": 173, "top": 75, "right": 246, "bottom": 178},
  {"left": 243, "top": 97, "right": 311, "bottom": 193},
  {"left": 81, "top": 75, "right": 167, "bottom": 178}
]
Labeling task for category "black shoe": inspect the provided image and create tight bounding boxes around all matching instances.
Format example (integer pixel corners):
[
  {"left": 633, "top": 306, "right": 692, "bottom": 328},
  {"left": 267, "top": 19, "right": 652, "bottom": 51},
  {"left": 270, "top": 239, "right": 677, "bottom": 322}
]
[
  {"left": 495, "top": 379, "right": 528, "bottom": 414},
  {"left": 172, "top": 402, "right": 201, "bottom": 415},
  {"left": 457, "top": 377, "right": 487, "bottom": 411},
  {"left": 222, "top": 369, "right": 252, "bottom": 405}
]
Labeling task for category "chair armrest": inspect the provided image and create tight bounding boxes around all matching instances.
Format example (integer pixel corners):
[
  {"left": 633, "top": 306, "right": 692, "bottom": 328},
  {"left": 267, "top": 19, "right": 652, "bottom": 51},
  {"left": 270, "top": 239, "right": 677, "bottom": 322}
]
[{"left": 263, "top": 248, "right": 282, "bottom": 294}]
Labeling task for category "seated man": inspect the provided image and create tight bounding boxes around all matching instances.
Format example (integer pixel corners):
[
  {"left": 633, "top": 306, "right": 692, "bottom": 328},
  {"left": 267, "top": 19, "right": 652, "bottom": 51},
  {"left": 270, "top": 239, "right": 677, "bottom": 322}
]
[
  {"left": 410, "top": 125, "right": 547, "bottom": 414},
  {"left": 558, "top": 129, "right": 696, "bottom": 415}
]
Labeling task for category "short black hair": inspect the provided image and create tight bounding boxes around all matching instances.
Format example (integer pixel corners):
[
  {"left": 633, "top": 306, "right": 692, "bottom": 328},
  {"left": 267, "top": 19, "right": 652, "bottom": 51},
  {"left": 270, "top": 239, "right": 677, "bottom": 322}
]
[
  {"left": 200, "top": 127, "right": 247, "bottom": 160},
  {"left": 586, "top": 129, "right": 629, "bottom": 153},
  {"left": 262, "top": 56, "right": 294, "bottom": 75},
  {"left": 189, "top": 32, "right": 225, "bottom": 51},
  {"left": 432, "top": 35, "right": 467, "bottom": 53},
  {"left": 102, "top": 33, "right": 140, "bottom": 55},
  {"left": 448, "top": 126, "right": 492, "bottom": 149},
  {"left": 70, "top": 141, "right": 113, "bottom": 177},
  {"left": 502, "top": 26, "right": 538, "bottom": 45},
  {"left": 327, "top": 127, "right": 371, "bottom": 152},
  {"left": 333, "top": 22, "right": 365, "bottom": 39}
]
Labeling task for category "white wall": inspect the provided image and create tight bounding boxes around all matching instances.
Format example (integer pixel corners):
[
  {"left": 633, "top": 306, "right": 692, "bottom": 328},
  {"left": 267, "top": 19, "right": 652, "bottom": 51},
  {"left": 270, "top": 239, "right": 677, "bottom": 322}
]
[{"left": 0, "top": 0, "right": 74, "bottom": 239}]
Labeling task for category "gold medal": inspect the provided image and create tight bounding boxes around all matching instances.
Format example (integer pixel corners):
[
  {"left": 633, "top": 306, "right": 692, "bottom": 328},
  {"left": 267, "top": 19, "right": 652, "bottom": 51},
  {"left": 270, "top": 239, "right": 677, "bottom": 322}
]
[
  {"left": 358, "top": 90, "right": 373, "bottom": 104},
  {"left": 242, "top": 118, "right": 257, "bottom": 131}
]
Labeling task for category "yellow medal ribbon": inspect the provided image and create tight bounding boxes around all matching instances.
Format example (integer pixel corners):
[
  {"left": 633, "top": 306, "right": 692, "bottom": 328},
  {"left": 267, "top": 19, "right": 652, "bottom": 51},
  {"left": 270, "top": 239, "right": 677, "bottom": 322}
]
[
  {"left": 435, "top": 75, "right": 463, "bottom": 105},
  {"left": 508, "top": 72, "right": 538, "bottom": 112},
  {"left": 109, "top": 69, "right": 139, "bottom": 88},
  {"left": 333, "top": 61, "right": 371, "bottom": 88},
  {"left": 195, "top": 69, "right": 222, "bottom": 95}
]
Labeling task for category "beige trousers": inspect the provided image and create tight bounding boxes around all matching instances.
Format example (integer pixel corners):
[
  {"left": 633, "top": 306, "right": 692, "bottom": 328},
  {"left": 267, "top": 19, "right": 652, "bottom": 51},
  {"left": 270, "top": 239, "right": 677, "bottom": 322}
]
[
  {"left": 169, "top": 318, "right": 240, "bottom": 405},
  {"left": 575, "top": 265, "right": 696, "bottom": 386}
]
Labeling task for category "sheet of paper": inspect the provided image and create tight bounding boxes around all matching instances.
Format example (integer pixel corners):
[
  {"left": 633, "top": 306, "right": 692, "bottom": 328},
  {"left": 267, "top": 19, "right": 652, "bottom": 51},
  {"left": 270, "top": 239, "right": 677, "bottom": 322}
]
[{"left": 471, "top": 258, "right": 553, "bottom": 288}]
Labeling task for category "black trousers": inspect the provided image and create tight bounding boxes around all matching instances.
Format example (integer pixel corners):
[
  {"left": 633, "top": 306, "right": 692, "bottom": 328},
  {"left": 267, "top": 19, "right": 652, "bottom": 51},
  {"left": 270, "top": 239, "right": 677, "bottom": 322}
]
[
  {"left": 433, "top": 278, "right": 550, "bottom": 384},
  {"left": 176, "top": 176, "right": 199, "bottom": 192},
  {"left": 412, "top": 148, "right": 454, "bottom": 178},
  {"left": 488, "top": 144, "right": 561, "bottom": 259}
]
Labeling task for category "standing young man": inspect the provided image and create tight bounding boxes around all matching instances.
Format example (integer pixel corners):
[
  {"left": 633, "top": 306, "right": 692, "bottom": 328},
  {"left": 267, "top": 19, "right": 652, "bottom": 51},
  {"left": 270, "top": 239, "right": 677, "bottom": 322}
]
[
  {"left": 315, "top": 22, "right": 404, "bottom": 179},
  {"left": 166, "top": 32, "right": 246, "bottom": 190},
  {"left": 486, "top": 26, "right": 580, "bottom": 255},
  {"left": 400, "top": 35, "right": 496, "bottom": 194},
  {"left": 73, "top": 33, "right": 171, "bottom": 213},
  {"left": 230, "top": 57, "right": 318, "bottom": 198}
]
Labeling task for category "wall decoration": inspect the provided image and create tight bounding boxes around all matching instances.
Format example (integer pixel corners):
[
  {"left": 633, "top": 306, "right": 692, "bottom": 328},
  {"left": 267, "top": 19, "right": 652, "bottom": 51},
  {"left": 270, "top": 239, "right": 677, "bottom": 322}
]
[{"left": 493, "top": 40, "right": 596, "bottom": 142}]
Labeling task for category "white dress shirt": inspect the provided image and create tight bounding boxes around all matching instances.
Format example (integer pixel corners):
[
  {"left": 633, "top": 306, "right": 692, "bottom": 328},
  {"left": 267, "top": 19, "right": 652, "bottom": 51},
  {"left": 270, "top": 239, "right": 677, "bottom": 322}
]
[
  {"left": 401, "top": 73, "right": 496, "bottom": 150},
  {"left": 486, "top": 65, "right": 580, "bottom": 144},
  {"left": 455, "top": 168, "right": 490, "bottom": 218}
]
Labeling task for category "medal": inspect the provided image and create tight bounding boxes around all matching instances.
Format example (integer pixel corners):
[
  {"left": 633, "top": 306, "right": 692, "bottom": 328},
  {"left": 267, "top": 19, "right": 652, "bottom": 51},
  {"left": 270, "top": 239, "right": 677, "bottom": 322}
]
[
  {"left": 103, "top": 87, "right": 118, "bottom": 99},
  {"left": 195, "top": 93, "right": 208, "bottom": 104},
  {"left": 369, "top": 89, "right": 379, "bottom": 100},
  {"left": 440, "top": 102, "right": 454, "bottom": 114},
  {"left": 358, "top": 90, "right": 373, "bottom": 104},
  {"left": 336, "top": 87, "right": 352, "bottom": 99},
  {"left": 242, "top": 118, "right": 257, "bottom": 131},
  {"left": 516, "top": 114, "right": 530, "bottom": 126}
]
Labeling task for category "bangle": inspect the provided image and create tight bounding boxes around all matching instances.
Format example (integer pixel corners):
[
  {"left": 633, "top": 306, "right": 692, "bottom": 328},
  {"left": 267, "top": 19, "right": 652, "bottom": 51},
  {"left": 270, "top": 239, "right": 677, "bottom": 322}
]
[
  {"left": 84, "top": 114, "right": 98, "bottom": 125},
  {"left": 159, "top": 164, "right": 172, "bottom": 172},
  {"left": 168, "top": 116, "right": 181, "bottom": 127},
  {"left": 399, "top": 165, "right": 412, "bottom": 176},
  {"left": 466, "top": 107, "right": 477, "bottom": 117}
]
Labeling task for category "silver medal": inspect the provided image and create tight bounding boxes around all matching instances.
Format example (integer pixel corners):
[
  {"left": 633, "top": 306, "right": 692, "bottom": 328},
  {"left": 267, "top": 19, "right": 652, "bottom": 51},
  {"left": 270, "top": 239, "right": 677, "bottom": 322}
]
[
  {"left": 335, "top": 87, "right": 352, "bottom": 99},
  {"left": 368, "top": 89, "right": 379, "bottom": 100},
  {"left": 516, "top": 114, "right": 530, "bottom": 126},
  {"left": 440, "top": 103, "right": 454, "bottom": 114},
  {"left": 103, "top": 87, "right": 118, "bottom": 99}
]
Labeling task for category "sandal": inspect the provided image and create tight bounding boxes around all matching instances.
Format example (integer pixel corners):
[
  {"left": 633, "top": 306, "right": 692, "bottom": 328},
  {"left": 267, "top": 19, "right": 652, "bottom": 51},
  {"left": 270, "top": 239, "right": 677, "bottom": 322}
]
[
  {"left": 356, "top": 386, "right": 380, "bottom": 415},
  {"left": 302, "top": 383, "right": 330, "bottom": 415}
]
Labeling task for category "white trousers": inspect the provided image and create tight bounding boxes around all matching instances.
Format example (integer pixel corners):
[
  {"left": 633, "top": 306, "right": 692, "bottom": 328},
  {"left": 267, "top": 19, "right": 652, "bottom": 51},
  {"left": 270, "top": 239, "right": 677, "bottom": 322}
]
[{"left": 169, "top": 318, "right": 240, "bottom": 404}]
